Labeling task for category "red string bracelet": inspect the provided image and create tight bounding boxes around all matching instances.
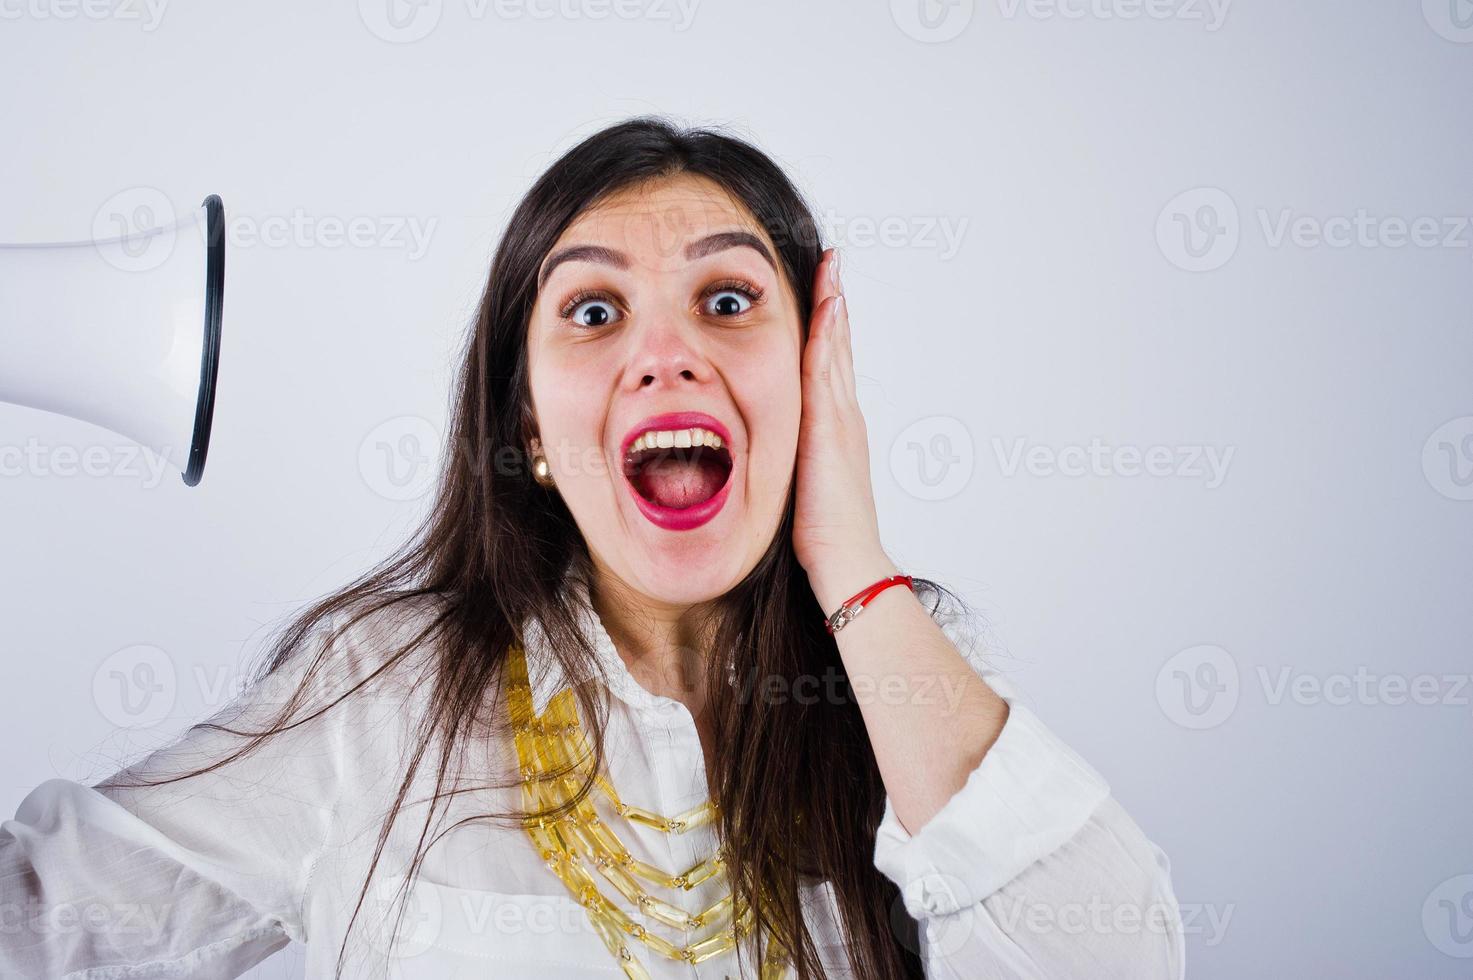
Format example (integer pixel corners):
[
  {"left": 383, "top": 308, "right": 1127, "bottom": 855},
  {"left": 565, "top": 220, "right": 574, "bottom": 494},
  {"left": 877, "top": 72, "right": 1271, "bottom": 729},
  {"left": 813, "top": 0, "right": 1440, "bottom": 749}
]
[{"left": 823, "top": 574, "right": 915, "bottom": 634}]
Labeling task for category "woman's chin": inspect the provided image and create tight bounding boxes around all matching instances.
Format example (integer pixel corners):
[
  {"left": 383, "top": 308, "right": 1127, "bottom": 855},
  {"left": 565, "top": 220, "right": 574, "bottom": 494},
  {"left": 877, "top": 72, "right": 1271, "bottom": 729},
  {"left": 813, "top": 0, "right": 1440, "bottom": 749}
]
[
  {"left": 598, "top": 481, "right": 769, "bottom": 604},
  {"left": 615, "top": 533, "right": 754, "bottom": 608}
]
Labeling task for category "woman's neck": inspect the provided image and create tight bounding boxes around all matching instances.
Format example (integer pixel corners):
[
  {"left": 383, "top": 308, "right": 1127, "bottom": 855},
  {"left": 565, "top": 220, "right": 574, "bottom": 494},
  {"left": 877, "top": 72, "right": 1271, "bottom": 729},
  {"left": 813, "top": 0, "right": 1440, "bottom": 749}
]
[{"left": 587, "top": 569, "right": 714, "bottom": 716}]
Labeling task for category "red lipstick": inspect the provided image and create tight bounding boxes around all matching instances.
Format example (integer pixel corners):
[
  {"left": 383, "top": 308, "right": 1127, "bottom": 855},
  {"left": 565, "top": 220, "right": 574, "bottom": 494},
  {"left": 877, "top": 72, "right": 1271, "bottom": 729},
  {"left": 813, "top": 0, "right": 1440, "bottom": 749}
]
[{"left": 620, "top": 411, "right": 735, "bottom": 531}]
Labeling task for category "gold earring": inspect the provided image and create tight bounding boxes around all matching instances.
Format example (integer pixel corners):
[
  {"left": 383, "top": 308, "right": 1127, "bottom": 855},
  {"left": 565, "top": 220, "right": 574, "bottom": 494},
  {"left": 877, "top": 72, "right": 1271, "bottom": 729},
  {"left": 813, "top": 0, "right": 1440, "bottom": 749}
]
[{"left": 532, "top": 454, "right": 556, "bottom": 488}]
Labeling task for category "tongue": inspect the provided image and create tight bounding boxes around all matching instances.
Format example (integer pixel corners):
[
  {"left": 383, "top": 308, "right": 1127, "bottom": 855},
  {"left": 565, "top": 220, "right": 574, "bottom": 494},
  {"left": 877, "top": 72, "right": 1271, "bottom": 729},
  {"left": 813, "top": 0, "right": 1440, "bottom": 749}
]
[{"left": 634, "top": 455, "right": 727, "bottom": 509}]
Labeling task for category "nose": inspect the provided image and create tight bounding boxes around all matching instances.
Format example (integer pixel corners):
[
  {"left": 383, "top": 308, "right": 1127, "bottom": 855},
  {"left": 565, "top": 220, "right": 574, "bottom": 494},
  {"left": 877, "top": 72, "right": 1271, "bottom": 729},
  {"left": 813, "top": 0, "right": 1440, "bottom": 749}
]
[{"left": 622, "top": 315, "right": 707, "bottom": 392}]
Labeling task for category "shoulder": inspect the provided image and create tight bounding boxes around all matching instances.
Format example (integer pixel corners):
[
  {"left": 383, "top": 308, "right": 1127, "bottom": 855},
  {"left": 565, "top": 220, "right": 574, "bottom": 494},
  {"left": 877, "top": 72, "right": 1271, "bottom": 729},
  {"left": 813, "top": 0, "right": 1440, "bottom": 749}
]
[
  {"left": 324, "top": 592, "right": 451, "bottom": 686},
  {"left": 260, "top": 595, "right": 458, "bottom": 813},
  {"left": 297, "top": 593, "right": 450, "bottom": 694},
  {"left": 224, "top": 593, "right": 453, "bottom": 751}
]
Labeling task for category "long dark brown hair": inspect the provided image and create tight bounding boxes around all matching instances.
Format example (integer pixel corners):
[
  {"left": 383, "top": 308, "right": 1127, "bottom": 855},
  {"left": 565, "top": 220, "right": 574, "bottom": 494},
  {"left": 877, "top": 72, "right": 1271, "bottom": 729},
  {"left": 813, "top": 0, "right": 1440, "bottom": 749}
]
[{"left": 105, "top": 115, "right": 970, "bottom": 979}]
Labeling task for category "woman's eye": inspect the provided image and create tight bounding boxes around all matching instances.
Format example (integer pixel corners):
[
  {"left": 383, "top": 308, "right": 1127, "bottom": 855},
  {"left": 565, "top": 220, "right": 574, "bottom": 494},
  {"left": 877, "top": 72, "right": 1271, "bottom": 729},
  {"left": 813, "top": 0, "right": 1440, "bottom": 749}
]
[
  {"left": 564, "top": 297, "right": 623, "bottom": 329},
  {"left": 704, "top": 289, "right": 753, "bottom": 317}
]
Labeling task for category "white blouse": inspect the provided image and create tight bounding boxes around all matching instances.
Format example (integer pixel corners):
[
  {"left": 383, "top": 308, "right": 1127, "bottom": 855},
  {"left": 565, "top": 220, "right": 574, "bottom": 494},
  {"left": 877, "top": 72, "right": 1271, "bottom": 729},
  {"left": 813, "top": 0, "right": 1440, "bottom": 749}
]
[{"left": 1, "top": 586, "right": 1185, "bottom": 979}]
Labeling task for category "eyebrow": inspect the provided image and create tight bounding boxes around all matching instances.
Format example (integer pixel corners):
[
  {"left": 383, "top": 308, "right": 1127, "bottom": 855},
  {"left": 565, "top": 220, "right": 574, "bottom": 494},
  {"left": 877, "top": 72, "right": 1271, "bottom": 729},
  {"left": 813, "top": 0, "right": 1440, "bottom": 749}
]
[{"left": 536, "top": 230, "right": 776, "bottom": 292}]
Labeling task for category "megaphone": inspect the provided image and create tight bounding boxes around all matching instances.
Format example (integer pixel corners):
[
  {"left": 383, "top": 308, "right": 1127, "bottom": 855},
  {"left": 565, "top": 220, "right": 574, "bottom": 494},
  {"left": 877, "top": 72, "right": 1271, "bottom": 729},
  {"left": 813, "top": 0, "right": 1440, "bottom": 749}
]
[{"left": 0, "top": 193, "right": 225, "bottom": 487}]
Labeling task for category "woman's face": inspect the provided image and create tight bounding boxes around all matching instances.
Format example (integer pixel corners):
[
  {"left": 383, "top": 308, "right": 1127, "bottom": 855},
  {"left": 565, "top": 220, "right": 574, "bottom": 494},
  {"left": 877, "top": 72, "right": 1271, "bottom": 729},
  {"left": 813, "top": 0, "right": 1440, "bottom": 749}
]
[{"left": 526, "top": 174, "right": 804, "bottom": 606}]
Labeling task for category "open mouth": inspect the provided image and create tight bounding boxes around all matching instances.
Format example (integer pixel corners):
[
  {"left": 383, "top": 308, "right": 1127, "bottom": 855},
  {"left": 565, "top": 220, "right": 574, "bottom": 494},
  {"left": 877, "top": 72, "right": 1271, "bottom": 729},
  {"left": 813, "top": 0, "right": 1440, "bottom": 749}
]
[
  {"left": 620, "top": 415, "right": 735, "bottom": 530},
  {"left": 624, "top": 427, "right": 733, "bottom": 509}
]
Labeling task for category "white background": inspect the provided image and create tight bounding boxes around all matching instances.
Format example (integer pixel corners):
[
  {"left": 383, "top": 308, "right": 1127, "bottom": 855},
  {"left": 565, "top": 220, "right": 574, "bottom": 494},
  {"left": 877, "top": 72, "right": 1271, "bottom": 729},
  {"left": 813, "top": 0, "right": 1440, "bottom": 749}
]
[{"left": 2, "top": 2, "right": 1471, "bottom": 977}]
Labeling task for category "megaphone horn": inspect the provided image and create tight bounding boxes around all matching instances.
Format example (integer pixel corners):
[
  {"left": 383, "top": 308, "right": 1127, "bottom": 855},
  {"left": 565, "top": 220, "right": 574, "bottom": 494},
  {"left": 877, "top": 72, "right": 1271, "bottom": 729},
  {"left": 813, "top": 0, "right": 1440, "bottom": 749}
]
[{"left": 0, "top": 192, "right": 225, "bottom": 487}]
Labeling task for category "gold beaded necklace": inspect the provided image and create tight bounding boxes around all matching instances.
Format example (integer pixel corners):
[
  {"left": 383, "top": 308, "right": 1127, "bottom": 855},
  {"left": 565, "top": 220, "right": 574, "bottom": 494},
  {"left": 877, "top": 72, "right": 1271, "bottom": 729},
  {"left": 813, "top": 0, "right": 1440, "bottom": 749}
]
[{"left": 506, "top": 642, "right": 791, "bottom": 979}]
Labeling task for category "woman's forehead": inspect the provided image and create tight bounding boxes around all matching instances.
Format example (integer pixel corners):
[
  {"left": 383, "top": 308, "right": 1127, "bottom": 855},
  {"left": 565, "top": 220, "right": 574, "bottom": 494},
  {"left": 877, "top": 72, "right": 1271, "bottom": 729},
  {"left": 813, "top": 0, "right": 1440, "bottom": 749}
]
[{"left": 556, "top": 175, "right": 771, "bottom": 257}]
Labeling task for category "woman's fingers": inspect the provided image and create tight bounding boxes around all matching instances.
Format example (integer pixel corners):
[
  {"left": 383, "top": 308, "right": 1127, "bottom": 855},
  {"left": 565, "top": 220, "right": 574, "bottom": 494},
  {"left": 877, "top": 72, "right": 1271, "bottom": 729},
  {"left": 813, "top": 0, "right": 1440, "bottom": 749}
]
[
  {"left": 803, "top": 249, "right": 840, "bottom": 383},
  {"left": 830, "top": 282, "right": 857, "bottom": 405},
  {"left": 802, "top": 248, "right": 865, "bottom": 437}
]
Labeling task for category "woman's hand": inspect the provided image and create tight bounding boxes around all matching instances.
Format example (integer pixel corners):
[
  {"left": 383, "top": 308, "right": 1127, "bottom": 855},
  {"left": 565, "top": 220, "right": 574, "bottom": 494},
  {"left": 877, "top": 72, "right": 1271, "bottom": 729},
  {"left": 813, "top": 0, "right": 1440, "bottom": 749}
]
[{"left": 792, "top": 248, "right": 900, "bottom": 613}]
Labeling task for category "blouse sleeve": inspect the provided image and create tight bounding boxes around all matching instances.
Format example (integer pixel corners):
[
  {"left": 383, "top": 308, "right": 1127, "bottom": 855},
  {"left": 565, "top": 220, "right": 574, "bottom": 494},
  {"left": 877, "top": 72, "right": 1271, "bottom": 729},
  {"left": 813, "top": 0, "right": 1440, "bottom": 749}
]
[
  {"left": 0, "top": 609, "right": 403, "bottom": 980},
  {"left": 871, "top": 618, "right": 1185, "bottom": 980}
]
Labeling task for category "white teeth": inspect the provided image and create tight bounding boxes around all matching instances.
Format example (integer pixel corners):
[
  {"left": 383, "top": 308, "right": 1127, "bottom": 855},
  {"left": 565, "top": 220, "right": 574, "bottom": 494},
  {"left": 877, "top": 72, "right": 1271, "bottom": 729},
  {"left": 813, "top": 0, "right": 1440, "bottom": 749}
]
[{"left": 629, "top": 426, "right": 727, "bottom": 454}]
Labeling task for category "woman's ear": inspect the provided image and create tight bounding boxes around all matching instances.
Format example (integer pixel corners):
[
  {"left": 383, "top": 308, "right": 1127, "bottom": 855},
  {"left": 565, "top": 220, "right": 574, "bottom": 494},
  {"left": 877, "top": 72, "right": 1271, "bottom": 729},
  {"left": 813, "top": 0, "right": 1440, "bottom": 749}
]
[{"left": 518, "top": 393, "right": 541, "bottom": 453}]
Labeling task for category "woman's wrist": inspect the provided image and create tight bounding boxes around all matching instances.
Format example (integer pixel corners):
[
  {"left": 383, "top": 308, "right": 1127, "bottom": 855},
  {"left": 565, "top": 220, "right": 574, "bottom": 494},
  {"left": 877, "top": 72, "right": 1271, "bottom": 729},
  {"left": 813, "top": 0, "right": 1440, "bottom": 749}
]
[{"left": 805, "top": 549, "right": 903, "bottom": 617}]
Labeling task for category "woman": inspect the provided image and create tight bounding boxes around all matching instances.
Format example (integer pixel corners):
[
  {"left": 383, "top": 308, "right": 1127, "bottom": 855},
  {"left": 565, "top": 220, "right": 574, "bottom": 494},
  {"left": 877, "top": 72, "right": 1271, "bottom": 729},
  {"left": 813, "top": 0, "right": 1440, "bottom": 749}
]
[{"left": 0, "top": 117, "right": 1184, "bottom": 979}]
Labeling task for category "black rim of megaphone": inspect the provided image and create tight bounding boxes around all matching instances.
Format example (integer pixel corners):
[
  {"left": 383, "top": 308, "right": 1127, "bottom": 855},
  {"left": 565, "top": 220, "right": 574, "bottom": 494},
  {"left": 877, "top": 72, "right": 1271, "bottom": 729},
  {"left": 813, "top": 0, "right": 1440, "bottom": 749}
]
[{"left": 183, "top": 194, "right": 225, "bottom": 487}]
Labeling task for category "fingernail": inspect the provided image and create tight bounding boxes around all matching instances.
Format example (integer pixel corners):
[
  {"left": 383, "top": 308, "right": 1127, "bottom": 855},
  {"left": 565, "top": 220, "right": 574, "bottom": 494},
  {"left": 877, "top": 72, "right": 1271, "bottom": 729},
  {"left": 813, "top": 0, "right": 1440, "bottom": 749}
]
[{"left": 833, "top": 250, "right": 843, "bottom": 292}]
